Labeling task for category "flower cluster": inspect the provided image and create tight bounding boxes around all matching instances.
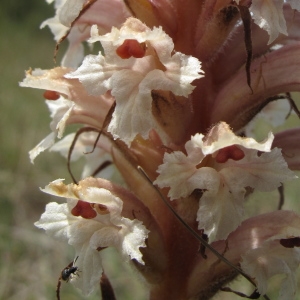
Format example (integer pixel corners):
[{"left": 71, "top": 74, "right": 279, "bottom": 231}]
[
  {"left": 35, "top": 178, "right": 150, "bottom": 295},
  {"left": 22, "top": 0, "right": 300, "bottom": 299},
  {"left": 154, "top": 122, "right": 295, "bottom": 242}
]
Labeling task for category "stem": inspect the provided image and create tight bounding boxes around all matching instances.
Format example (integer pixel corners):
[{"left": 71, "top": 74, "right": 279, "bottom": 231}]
[{"left": 138, "top": 166, "right": 270, "bottom": 300}]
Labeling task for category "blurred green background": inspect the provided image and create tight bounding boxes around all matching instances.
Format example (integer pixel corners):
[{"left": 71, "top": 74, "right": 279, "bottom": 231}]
[{"left": 1, "top": 1, "right": 300, "bottom": 300}]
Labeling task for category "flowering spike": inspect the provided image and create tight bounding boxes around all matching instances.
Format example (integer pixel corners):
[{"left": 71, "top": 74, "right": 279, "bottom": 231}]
[{"left": 21, "top": 1, "right": 300, "bottom": 299}]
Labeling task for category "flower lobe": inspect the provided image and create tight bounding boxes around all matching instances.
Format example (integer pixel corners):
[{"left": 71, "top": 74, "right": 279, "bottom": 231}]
[
  {"left": 116, "top": 39, "right": 146, "bottom": 59},
  {"left": 71, "top": 200, "right": 97, "bottom": 219},
  {"left": 215, "top": 145, "right": 245, "bottom": 163}
]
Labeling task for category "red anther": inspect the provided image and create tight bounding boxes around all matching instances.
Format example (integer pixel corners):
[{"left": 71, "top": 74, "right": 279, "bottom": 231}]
[
  {"left": 215, "top": 145, "right": 245, "bottom": 163},
  {"left": 116, "top": 39, "right": 146, "bottom": 59},
  {"left": 71, "top": 200, "right": 97, "bottom": 219},
  {"left": 43, "top": 90, "right": 60, "bottom": 100}
]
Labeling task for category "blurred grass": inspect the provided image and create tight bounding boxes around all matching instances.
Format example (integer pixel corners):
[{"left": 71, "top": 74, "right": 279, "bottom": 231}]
[
  {"left": 1, "top": 1, "right": 300, "bottom": 300},
  {"left": 0, "top": 1, "right": 86, "bottom": 299},
  {"left": 0, "top": 2, "right": 146, "bottom": 299}
]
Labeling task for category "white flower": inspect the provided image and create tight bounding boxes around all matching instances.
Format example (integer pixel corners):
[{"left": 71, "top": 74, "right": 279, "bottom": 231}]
[
  {"left": 35, "top": 178, "right": 149, "bottom": 295},
  {"left": 19, "top": 67, "right": 113, "bottom": 162},
  {"left": 241, "top": 237, "right": 300, "bottom": 299},
  {"left": 154, "top": 122, "right": 296, "bottom": 242},
  {"left": 41, "top": 0, "right": 131, "bottom": 67},
  {"left": 235, "top": 0, "right": 300, "bottom": 44},
  {"left": 66, "top": 17, "right": 203, "bottom": 145}
]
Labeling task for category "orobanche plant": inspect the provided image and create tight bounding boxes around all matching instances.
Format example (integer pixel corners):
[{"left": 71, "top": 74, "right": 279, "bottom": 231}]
[{"left": 21, "top": 1, "right": 300, "bottom": 299}]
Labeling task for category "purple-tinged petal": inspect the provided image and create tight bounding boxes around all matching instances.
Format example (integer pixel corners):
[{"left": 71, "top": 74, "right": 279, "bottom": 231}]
[
  {"left": 187, "top": 210, "right": 300, "bottom": 299},
  {"left": 194, "top": 1, "right": 240, "bottom": 62},
  {"left": 211, "top": 5, "right": 300, "bottom": 86},
  {"left": 241, "top": 240, "right": 300, "bottom": 299},
  {"left": 211, "top": 43, "right": 300, "bottom": 131},
  {"left": 273, "top": 128, "right": 300, "bottom": 170}
]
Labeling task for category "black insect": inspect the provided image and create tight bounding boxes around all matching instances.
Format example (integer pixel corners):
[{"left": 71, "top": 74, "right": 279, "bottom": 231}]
[{"left": 56, "top": 256, "right": 80, "bottom": 300}]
